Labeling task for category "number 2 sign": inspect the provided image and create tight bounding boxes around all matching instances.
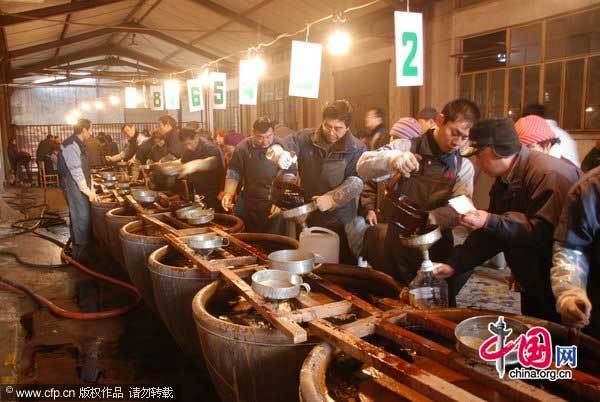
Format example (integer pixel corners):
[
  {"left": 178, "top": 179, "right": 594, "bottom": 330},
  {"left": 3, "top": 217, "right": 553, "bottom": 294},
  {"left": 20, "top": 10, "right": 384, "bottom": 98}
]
[{"left": 395, "top": 11, "right": 423, "bottom": 86}]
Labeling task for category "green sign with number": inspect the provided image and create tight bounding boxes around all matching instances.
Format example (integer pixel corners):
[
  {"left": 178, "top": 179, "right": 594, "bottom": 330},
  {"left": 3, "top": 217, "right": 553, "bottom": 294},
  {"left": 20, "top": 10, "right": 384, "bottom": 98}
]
[
  {"left": 150, "top": 85, "right": 163, "bottom": 110},
  {"left": 395, "top": 12, "right": 423, "bottom": 86},
  {"left": 210, "top": 72, "right": 226, "bottom": 110},
  {"left": 186, "top": 79, "right": 204, "bottom": 112}
]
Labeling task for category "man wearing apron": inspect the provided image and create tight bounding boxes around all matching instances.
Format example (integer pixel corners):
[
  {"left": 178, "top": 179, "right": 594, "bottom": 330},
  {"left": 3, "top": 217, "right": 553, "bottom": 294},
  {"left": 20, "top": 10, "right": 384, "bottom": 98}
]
[
  {"left": 275, "top": 100, "right": 366, "bottom": 265},
  {"left": 58, "top": 118, "right": 95, "bottom": 261},
  {"left": 222, "top": 117, "right": 293, "bottom": 233},
  {"left": 357, "top": 99, "right": 480, "bottom": 304}
]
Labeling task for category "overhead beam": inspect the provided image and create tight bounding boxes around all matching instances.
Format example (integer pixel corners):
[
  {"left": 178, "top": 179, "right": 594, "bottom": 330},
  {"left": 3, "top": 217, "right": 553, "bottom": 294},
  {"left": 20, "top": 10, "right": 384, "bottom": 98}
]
[
  {"left": 115, "top": 0, "right": 161, "bottom": 46},
  {"left": 189, "top": 0, "right": 279, "bottom": 38},
  {"left": 40, "top": 58, "right": 159, "bottom": 73},
  {"left": 106, "top": 0, "right": 148, "bottom": 44},
  {"left": 54, "top": 5, "right": 74, "bottom": 58},
  {"left": 11, "top": 45, "right": 179, "bottom": 78},
  {"left": 0, "top": 0, "right": 128, "bottom": 27},
  {"left": 162, "top": 0, "right": 274, "bottom": 63},
  {"left": 9, "top": 23, "right": 228, "bottom": 63}
]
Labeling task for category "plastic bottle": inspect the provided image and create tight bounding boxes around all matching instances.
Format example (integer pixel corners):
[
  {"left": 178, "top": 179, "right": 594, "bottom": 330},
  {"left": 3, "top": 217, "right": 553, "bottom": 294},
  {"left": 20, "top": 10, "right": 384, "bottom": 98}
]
[{"left": 408, "top": 263, "right": 449, "bottom": 309}]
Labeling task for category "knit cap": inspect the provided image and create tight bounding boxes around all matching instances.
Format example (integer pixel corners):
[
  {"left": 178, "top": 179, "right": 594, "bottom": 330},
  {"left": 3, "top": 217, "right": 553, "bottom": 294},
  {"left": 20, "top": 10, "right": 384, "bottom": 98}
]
[
  {"left": 514, "top": 115, "right": 555, "bottom": 145},
  {"left": 390, "top": 117, "right": 421, "bottom": 140}
]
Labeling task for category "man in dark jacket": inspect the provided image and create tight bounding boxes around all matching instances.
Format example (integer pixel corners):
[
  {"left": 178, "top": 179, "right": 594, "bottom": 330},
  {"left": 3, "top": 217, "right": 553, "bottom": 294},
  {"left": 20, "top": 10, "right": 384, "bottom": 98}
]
[
  {"left": 105, "top": 124, "right": 138, "bottom": 163},
  {"left": 274, "top": 100, "right": 366, "bottom": 264},
  {"left": 434, "top": 118, "right": 581, "bottom": 321},
  {"left": 222, "top": 117, "right": 293, "bottom": 233},
  {"left": 364, "top": 107, "right": 390, "bottom": 150},
  {"left": 159, "top": 115, "right": 183, "bottom": 158},
  {"left": 179, "top": 128, "right": 225, "bottom": 210},
  {"left": 358, "top": 99, "right": 479, "bottom": 304},
  {"left": 36, "top": 134, "right": 54, "bottom": 164},
  {"left": 552, "top": 168, "right": 600, "bottom": 339},
  {"left": 84, "top": 134, "right": 105, "bottom": 168}
]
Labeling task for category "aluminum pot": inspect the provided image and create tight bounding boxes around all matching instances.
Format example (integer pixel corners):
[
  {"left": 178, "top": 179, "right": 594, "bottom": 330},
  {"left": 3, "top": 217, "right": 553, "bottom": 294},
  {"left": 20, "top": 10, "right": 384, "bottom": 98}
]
[
  {"left": 131, "top": 189, "right": 158, "bottom": 204},
  {"left": 183, "top": 233, "right": 228, "bottom": 257},
  {"left": 176, "top": 204, "right": 209, "bottom": 220},
  {"left": 251, "top": 269, "right": 310, "bottom": 300},
  {"left": 268, "top": 249, "right": 315, "bottom": 275}
]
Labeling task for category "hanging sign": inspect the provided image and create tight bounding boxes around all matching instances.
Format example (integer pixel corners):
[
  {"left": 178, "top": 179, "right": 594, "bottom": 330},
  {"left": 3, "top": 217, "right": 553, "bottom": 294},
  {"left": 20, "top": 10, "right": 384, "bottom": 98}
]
[
  {"left": 150, "top": 85, "right": 164, "bottom": 110},
  {"left": 164, "top": 80, "right": 180, "bottom": 110},
  {"left": 210, "top": 72, "right": 227, "bottom": 110},
  {"left": 186, "top": 79, "right": 205, "bottom": 112},
  {"left": 239, "top": 59, "right": 259, "bottom": 105},
  {"left": 289, "top": 40, "right": 322, "bottom": 99},
  {"left": 394, "top": 11, "right": 423, "bottom": 87},
  {"left": 125, "top": 87, "right": 138, "bottom": 109}
]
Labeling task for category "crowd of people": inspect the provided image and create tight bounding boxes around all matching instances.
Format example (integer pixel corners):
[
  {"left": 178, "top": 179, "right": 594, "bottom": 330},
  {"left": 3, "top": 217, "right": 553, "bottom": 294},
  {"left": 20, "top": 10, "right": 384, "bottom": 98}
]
[{"left": 51, "top": 98, "right": 598, "bottom": 340}]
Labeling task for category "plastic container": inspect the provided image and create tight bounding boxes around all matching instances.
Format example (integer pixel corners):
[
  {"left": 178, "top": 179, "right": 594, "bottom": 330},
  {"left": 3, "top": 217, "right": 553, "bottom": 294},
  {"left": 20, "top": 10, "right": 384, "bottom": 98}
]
[{"left": 298, "top": 227, "right": 339, "bottom": 264}]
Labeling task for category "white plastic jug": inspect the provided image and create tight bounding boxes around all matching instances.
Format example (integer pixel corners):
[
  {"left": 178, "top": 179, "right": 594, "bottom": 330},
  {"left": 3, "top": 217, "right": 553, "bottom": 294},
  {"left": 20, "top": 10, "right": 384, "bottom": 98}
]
[{"left": 299, "top": 226, "right": 340, "bottom": 264}]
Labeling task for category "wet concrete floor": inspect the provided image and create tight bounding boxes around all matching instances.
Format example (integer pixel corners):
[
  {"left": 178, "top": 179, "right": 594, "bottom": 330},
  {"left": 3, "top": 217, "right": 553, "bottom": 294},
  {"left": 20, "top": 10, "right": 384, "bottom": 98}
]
[{"left": 0, "top": 188, "right": 220, "bottom": 401}]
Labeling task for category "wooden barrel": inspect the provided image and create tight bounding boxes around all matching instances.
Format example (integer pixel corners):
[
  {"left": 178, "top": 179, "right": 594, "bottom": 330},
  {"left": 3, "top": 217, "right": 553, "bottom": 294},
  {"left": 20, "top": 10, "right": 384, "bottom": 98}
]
[
  {"left": 192, "top": 265, "right": 401, "bottom": 402},
  {"left": 213, "top": 213, "right": 244, "bottom": 233},
  {"left": 149, "top": 233, "right": 298, "bottom": 358},
  {"left": 90, "top": 199, "right": 118, "bottom": 248},
  {"left": 299, "top": 308, "right": 600, "bottom": 402},
  {"left": 105, "top": 207, "right": 137, "bottom": 267}
]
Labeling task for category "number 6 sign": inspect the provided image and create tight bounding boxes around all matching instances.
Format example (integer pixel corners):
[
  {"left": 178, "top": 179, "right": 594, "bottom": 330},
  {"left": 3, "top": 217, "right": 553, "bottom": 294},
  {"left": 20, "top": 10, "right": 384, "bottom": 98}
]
[{"left": 395, "top": 11, "right": 423, "bottom": 86}]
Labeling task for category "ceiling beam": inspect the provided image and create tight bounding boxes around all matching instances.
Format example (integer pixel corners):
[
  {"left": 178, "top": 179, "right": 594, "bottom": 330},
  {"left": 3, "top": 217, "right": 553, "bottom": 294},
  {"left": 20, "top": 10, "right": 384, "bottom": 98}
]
[
  {"left": 115, "top": 0, "right": 161, "bottom": 46},
  {"left": 11, "top": 45, "right": 179, "bottom": 78},
  {"left": 35, "top": 69, "right": 155, "bottom": 78},
  {"left": 54, "top": 5, "right": 74, "bottom": 58},
  {"left": 189, "top": 0, "right": 279, "bottom": 38},
  {"left": 9, "top": 23, "right": 229, "bottom": 63},
  {"left": 44, "top": 58, "right": 159, "bottom": 73},
  {"left": 9, "top": 28, "right": 113, "bottom": 59},
  {"left": 106, "top": 0, "right": 148, "bottom": 44},
  {"left": 0, "top": 0, "right": 128, "bottom": 27},
  {"left": 162, "top": 0, "right": 274, "bottom": 63}
]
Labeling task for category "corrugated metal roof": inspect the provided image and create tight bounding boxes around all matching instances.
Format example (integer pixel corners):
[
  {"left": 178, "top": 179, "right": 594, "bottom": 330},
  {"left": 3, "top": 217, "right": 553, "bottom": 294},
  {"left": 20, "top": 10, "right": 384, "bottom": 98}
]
[{"left": 4, "top": 0, "right": 395, "bottom": 83}]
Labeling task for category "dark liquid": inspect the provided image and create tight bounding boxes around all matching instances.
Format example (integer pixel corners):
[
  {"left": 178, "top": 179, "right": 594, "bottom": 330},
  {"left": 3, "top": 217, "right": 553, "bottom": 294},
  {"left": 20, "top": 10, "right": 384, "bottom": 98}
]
[
  {"left": 270, "top": 176, "right": 307, "bottom": 209},
  {"left": 386, "top": 192, "right": 429, "bottom": 236}
]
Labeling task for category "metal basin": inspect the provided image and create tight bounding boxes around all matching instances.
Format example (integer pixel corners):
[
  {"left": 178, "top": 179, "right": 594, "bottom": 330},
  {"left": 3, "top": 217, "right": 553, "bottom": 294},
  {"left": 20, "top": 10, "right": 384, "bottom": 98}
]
[
  {"left": 187, "top": 209, "right": 214, "bottom": 225},
  {"left": 455, "top": 315, "right": 529, "bottom": 365},
  {"left": 99, "top": 172, "right": 117, "bottom": 182},
  {"left": 268, "top": 249, "right": 315, "bottom": 275},
  {"left": 176, "top": 203, "right": 208, "bottom": 220},
  {"left": 131, "top": 189, "right": 158, "bottom": 204},
  {"left": 251, "top": 269, "right": 310, "bottom": 300},
  {"left": 398, "top": 225, "right": 442, "bottom": 249},
  {"left": 281, "top": 201, "right": 317, "bottom": 220},
  {"left": 183, "top": 233, "right": 228, "bottom": 258}
]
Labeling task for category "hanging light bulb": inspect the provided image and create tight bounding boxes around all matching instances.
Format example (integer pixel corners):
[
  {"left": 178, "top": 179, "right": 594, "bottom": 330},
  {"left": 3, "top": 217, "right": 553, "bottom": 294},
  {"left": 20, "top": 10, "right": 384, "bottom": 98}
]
[
  {"left": 65, "top": 114, "right": 78, "bottom": 125},
  {"left": 80, "top": 102, "right": 91, "bottom": 111},
  {"left": 94, "top": 100, "right": 104, "bottom": 110},
  {"left": 70, "top": 109, "right": 81, "bottom": 118},
  {"left": 109, "top": 95, "right": 120, "bottom": 105},
  {"left": 327, "top": 30, "right": 351, "bottom": 55},
  {"left": 253, "top": 56, "right": 266, "bottom": 76},
  {"left": 200, "top": 69, "right": 210, "bottom": 88}
]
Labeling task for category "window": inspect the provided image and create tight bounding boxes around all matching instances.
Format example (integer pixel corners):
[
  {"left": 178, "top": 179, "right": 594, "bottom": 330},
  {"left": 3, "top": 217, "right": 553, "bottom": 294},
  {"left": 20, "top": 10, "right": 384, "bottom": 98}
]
[
  {"left": 543, "top": 62, "right": 562, "bottom": 122},
  {"left": 546, "top": 9, "right": 600, "bottom": 60},
  {"left": 509, "top": 24, "right": 542, "bottom": 66},
  {"left": 586, "top": 56, "right": 600, "bottom": 129},
  {"left": 459, "top": 7, "right": 600, "bottom": 131},
  {"left": 462, "top": 30, "right": 507, "bottom": 72}
]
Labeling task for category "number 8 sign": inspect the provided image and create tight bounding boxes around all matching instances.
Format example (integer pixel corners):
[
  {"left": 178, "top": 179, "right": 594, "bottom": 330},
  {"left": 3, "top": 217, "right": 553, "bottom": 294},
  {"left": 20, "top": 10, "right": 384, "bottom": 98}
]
[{"left": 395, "top": 11, "right": 423, "bottom": 86}]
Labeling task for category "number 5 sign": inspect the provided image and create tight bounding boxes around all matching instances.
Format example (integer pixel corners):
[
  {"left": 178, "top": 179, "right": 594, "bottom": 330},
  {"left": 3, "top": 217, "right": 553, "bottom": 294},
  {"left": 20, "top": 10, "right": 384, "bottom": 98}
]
[
  {"left": 394, "top": 11, "right": 423, "bottom": 86},
  {"left": 210, "top": 72, "right": 227, "bottom": 110}
]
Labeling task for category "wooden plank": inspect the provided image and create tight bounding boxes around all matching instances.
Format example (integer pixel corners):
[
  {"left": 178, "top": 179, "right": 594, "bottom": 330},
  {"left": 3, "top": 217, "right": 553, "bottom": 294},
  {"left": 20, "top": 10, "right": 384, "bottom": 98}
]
[
  {"left": 209, "top": 255, "right": 257, "bottom": 269},
  {"left": 308, "top": 319, "right": 485, "bottom": 402},
  {"left": 218, "top": 267, "right": 307, "bottom": 343},
  {"left": 111, "top": 190, "right": 125, "bottom": 206},
  {"left": 209, "top": 226, "right": 269, "bottom": 263},
  {"left": 339, "top": 310, "right": 407, "bottom": 339},
  {"left": 305, "top": 272, "right": 381, "bottom": 316},
  {"left": 139, "top": 214, "right": 180, "bottom": 237},
  {"left": 0, "top": 0, "right": 127, "bottom": 26},
  {"left": 405, "top": 311, "right": 457, "bottom": 340},
  {"left": 124, "top": 194, "right": 146, "bottom": 215},
  {"left": 361, "top": 367, "right": 434, "bottom": 402},
  {"left": 375, "top": 320, "right": 563, "bottom": 402},
  {"left": 161, "top": 213, "right": 192, "bottom": 229},
  {"left": 287, "top": 300, "right": 353, "bottom": 323}
]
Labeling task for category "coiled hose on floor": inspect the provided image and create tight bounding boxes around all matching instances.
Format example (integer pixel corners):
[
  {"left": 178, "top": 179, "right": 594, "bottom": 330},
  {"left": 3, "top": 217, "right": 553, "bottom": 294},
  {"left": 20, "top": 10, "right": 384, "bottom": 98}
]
[{"left": 0, "top": 196, "right": 141, "bottom": 319}]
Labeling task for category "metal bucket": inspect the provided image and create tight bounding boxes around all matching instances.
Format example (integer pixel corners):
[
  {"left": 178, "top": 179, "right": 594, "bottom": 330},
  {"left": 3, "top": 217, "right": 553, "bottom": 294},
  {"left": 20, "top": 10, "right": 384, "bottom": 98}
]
[
  {"left": 90, "top": 199, "right": 118, "bottom": 248},
  {"left": 105, "top": 207, "right": 137, "bottom": 268},
  {"left": 149, "top": 233, "right": 299, "bottom": 359},
  {"left": 193, "top": 264, "right": 400, "bottom": 402}
]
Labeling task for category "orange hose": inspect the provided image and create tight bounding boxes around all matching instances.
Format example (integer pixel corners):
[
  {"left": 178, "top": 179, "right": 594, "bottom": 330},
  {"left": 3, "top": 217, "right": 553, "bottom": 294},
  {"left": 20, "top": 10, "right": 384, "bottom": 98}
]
[{"left": 0, "top": 242, "right": 141, "bottom": 320}]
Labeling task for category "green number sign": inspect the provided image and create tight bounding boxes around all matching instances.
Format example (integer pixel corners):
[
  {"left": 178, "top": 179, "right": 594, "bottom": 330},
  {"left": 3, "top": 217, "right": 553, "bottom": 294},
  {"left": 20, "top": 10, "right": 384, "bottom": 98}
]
[
  {"left": 191, "top": 87, "right": 201, "bottom": 107},
  {"left": 402, "top": 32, "right": 418, "bottom": 77},
  {"left": 395, "top": 11, "right": 423, "bottom": 86}
]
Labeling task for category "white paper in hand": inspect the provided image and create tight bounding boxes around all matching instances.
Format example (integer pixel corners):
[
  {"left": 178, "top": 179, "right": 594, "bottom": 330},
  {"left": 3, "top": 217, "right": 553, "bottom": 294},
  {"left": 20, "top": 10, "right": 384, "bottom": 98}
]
[{"left": 448, "top": 195, "right": 476, "bottom": 215}]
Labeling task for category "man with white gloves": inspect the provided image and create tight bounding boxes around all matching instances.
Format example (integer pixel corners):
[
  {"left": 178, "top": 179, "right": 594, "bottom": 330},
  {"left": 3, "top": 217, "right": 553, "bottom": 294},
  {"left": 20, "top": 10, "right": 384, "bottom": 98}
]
[
  {"left": 272, "top": 100, "right": 366, "bottom": 264},
  {"left": 357, "top": 99, "right": 479, "bottom": 305},
  {"left": 222, "top": 117, "right": 293, "bottom": 233},
  {"left": 552, "top": 168, "right": 600, "bottom": 338},
  {"left": 58, "top": 118, "right": 96, "bottom": 260}
]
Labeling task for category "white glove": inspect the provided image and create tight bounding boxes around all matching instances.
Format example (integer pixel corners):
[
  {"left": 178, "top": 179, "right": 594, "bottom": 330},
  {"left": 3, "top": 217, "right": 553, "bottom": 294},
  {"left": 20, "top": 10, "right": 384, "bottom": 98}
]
[
  {"left": 393, "top": 152, "right": 421, "bottom": 178},
  {"left": 221, "top": 194, "right": 234, "bottom": 211},
  {"left": 277, "top": 151, "right": 296, "bottom": 170},
  {"left": 314, "top": 194, "right": 335, "bottom": 212},
  {"left": 558, "top": 294, "right": 592, "bottom": 328}
]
